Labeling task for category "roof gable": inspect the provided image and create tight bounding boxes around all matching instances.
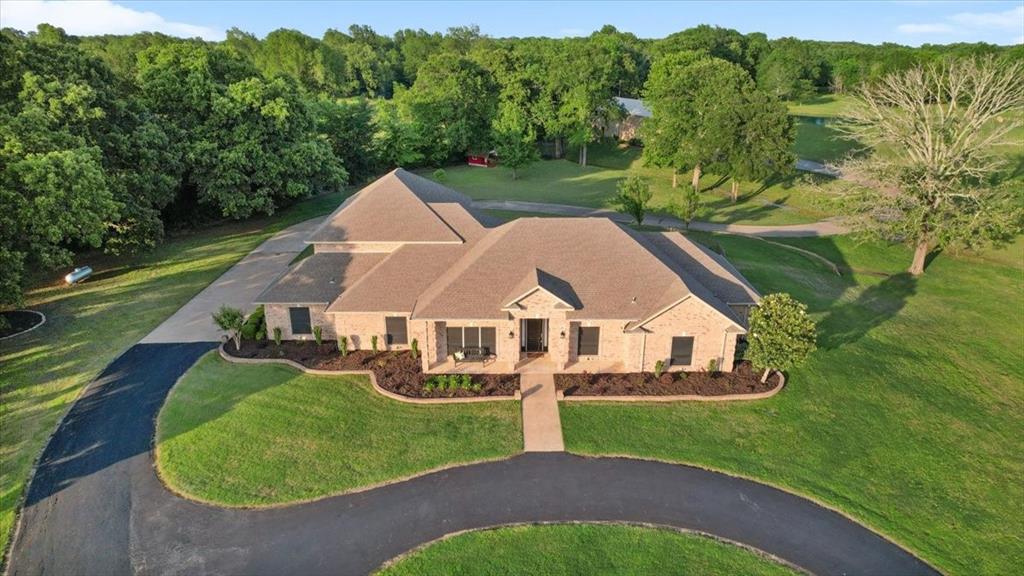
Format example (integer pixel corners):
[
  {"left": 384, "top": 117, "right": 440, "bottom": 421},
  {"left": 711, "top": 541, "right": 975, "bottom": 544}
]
[
  {"left": 502, "top": 268, "right": 579, "bottom": 311},
  {"left": 307, "top": 169, "right": 464, "bottom": 244}
]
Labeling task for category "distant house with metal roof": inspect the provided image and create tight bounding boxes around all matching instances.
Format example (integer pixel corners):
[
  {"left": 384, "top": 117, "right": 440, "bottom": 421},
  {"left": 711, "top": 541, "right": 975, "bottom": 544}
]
[{"left": 605, "top": 96, "right": 652, "bottom": 141}]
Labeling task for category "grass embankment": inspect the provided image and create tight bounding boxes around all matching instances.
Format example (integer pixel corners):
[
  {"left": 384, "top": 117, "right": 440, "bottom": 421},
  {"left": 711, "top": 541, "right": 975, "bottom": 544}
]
[
  {"left": 155, "top": 353, "right": 522, "bottom": 506},
  {"left": 377, "top": 524, "right": 797, "bottom": 576},
  {"left": 561, "top": 233, "right": 1024, "bottom": 575},
  {"left": 0, "top": 190, "right": 346, "bottom": 558},
  {"left": 432, "top": 141, "right": 838, "bottom": 226}
]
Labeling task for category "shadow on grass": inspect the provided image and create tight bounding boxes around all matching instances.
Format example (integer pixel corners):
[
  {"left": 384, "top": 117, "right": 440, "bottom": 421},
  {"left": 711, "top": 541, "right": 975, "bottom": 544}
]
[{"left": 818, "top": 273, "right": 917, "bottom": 350}]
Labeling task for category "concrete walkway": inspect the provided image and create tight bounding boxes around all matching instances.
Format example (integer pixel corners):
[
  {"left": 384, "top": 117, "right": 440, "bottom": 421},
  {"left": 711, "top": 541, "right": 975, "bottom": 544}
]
[
  {"left": 9, "top": 343, "right": 938, "bottom": 576},
  {"left": 471, "top": 200, "right": 848, "bottom": 237},
  {"left": 519, "top": 373, "right": 565, "bottom": 452},
  {"left": 141, "top": 216, "right": 326, "bottom": 343}
]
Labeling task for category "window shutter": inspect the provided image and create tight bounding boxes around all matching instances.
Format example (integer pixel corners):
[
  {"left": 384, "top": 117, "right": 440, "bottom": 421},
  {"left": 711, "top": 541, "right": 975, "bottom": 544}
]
[
  {"left": 288, "top": 307, "right": 312, "bottom": 335},
  {"left": 385, "top": 317, "right": 408, "bottom": 345},
  {"left": 670, "top": 336, "right": 694, "bottom": 366},
  {"left": 577, "top": 327, "right": 600, "bottom": 356}
]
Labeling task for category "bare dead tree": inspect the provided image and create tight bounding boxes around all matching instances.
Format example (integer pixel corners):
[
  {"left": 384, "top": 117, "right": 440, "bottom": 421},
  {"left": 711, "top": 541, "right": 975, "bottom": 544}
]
[{"left": 833, "top": 56, "right": 1024, "bottom": 275}]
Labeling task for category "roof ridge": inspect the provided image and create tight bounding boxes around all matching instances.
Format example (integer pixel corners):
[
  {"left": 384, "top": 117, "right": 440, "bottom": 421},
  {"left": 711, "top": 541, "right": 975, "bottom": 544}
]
[{"left": 411, "top": 220, "right": 520, "bottom": 317}]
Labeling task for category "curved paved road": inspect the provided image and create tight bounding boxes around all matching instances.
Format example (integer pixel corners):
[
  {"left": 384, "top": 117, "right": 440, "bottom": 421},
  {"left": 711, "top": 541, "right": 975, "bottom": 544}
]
[
  {"left": 9, "top": 343, "right": 936, "bottom": 576},
  {"left": 471, "top": 200, "right": 848, "bottom": 237}
]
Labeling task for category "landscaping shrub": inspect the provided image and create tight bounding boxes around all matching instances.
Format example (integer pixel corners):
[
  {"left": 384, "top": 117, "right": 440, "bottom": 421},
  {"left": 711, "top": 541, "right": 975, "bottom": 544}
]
[
  {"left": 707, "top": 358, "right": 718, "bottom": 373},
  {"left": 240, "top": 305, "right": 266, "bottom": 341},
  {"left": 411, "top": 338, "right": 419, "bottom": 359},
  {"left": 654, "top": 360, "right": 665, "bottom": 378},
  {"left": 433, "top": 168, "right": 447, "bottom": 182},
  {"left": 273, "top": 327, "right": 282, "bottom": 346},
  {"left": 371, "top": 335, "right": 378, "bottom": 353},
  {"left": 313, "top": 325, "right": 323, "bottom": 346},
  {"left": 338, "top": 336, "right": 348, "bottom": 356}
]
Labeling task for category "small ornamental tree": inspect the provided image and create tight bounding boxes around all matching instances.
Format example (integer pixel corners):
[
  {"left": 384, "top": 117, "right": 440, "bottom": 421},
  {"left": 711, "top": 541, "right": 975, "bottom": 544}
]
[
  {"left": 746, "top": 293, "right": 817, "bottom": 382},
  {"left": 411, "top": 338, "right": 420, "bottom": 359},
  {"left": 313, "top": 325, "right": 323, "bottom": 346},
  {"left": 671, "top": 185, "right": 701, "bottom": 229},
  {"left": 614, "top": 174, "right": 653, "bottom": 227},
  {"left": 338, "top": 335, "right": 348, "bottom": 356},
  {"left": 212, "top": 306, "right": 245, "bottom": 351}
]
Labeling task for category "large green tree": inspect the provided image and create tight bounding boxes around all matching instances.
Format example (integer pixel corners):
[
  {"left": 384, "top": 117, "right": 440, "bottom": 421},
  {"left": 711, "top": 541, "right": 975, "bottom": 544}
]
[
  {"left": 641, "top": 52, "right": 752, "bottom": 191},
  {"left": 722, "top": 88, "right": 795, "bottom": 202},
  {"left": 399, "top": 52, "right": 496, "bottom": 165}
]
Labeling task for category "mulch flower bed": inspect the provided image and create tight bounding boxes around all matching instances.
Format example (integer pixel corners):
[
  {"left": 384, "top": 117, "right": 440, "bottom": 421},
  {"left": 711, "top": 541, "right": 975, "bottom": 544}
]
[
  {"left": 225, "top": 339, "right": 519, "bottom": 398},
  {"left": 555, "top": 361, "right": 781, "bottom": 397},
  {"left": 0, "top": 310, "right": 44, "bottom": 339}
]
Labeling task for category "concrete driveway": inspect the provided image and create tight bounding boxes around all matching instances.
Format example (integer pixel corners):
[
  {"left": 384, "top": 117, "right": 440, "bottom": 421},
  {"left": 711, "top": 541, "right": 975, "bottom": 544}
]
[{"left": 141, "top": 217, "right": 325, "bottom": 343}]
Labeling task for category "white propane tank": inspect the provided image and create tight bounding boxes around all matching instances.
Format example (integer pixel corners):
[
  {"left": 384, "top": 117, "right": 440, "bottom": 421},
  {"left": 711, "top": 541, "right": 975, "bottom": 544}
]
[{"left": 65, "top": 266, "right": 93, "bottom": 284}]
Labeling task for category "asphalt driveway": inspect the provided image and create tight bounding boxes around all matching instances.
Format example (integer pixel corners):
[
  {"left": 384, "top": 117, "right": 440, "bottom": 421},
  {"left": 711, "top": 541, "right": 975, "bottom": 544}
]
[{"left": 8, "top": 343, "right": 937, "bottom": 576}]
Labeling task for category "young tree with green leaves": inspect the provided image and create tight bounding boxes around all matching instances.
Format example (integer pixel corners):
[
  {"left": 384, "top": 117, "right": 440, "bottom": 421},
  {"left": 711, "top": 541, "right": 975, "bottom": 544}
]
[
  {"left": 747, "top": 293, "right": 817, "bottom": 382},
  {"left": 491, "top": 104, "right": 539, "bottom": 179},
  {"left": 835, "top": 56, "right": 1024, "bottom": 275},
  {"left": 212, "top": 306, "right": 246, "bottom": 351},
  {"left": 613, "top": 174, "right": 653, "bottom": 227},
  {"left": 671, "top": 185, "right": 702, "bottom": 229}
]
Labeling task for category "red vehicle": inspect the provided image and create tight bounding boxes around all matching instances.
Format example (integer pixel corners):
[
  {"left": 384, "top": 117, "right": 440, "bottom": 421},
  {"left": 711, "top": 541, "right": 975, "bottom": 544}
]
[{"left": 467, "top": 151, "right": 498, "bottom": 167}]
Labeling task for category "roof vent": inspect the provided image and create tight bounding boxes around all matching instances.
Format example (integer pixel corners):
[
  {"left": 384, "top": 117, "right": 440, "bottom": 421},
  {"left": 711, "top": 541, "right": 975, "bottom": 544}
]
[
  {"left": 631, "top": 296, "right": 637, "bottom": 304},
  {"left": 329, "top": 278, "right": 336, "bottom": 285}
]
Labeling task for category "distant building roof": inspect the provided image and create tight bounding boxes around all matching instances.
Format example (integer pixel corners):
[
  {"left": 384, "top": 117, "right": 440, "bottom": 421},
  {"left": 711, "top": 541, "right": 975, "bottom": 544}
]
[{"left": 614, "top": 96, "right": 651, "bottom": 118}]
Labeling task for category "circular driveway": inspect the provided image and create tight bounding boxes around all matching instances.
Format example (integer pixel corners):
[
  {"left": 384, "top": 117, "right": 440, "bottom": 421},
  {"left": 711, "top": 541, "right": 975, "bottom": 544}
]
[{"left": 8, "top": 343, "right": 936, "bottom": 576}]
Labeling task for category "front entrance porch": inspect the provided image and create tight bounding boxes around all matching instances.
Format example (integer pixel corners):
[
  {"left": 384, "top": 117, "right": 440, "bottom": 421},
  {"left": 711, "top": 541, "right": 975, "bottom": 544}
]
[{"left": 521, "top": 318, "right": 548, "bottom": 355}]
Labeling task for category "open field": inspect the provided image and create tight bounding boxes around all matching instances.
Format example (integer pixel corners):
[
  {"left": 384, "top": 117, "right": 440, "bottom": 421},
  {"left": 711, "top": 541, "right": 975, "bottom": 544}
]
[
  {"left": 377, "top": 524, "right": 797, "bottom": 576},
  {"left": 430, "top": 141, "right": 839, "bottom": 226},
  {"left": 156, "top": 353, "right": 522, "bottom": 505},
  {"left": 561, "top": 233, "right": 1024, "bottom": 575},
  {"left": 0, "top": 190, "right": 347, "bottom": 557}
]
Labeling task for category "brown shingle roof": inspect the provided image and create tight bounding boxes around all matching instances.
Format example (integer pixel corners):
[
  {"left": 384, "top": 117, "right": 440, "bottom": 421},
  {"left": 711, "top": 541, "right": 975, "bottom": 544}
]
[
  {"left": 307, "top": 169, "right": 464, "bottom": 244},
  {"left": 413, "top": 218, "right": 716, "bottom": 322},
  {"left": 255, "top": 252, "right": 387, "bottom": 304},
  {"left": 643, "top": 232, "right": 760, "bottom": 305}
]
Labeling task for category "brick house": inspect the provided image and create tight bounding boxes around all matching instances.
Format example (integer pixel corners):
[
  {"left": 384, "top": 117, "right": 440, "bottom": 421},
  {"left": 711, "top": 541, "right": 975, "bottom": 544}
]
[{"left": 257, "top": 169, "right": 760, "bottom": 374}]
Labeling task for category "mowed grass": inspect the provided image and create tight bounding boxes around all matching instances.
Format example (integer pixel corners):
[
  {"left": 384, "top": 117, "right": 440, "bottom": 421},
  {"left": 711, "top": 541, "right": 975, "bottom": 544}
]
[
  {"left": 561, "top": 233, "right": 1024, "bottom": 575},
  {"left": 377, "top": 524, "right": 797, "bottom": 576},
  {"left": 430, "top": 141, "right": 839, "bottom": 226},
  {"left": 786, "top": 94, "right": 855, "bottom": 117},
  {"left": 0, "top": 190, "right": 346, "bottom": 558},
  {"left": 155, "top": 353, "right": 522, "bottom": 505}
]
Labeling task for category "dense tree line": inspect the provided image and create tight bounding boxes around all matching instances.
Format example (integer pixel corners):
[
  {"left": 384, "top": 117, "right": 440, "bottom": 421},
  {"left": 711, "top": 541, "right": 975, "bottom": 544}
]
[{"left": 1, "top": 22, "right": 1018, "bottom": 305}]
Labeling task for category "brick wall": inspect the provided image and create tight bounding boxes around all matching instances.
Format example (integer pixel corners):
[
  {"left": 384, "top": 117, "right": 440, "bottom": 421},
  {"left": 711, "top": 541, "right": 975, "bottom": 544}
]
[
  {"left": 639, "top": 297, "right": 738, "bottom": 372},
  {"left": 264, "top": 304, "right": 336, "bottom": 341}
]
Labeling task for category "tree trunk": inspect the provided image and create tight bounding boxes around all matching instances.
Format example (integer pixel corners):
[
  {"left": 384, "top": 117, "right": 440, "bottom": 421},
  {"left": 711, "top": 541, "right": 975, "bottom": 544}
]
[
  {"left": 672, "top": 171, "right": 678, "bottom": 188},
  {"left": 691, "top": 164, "right": 702, "bottom": 191},
  {"left": 730, "top": 180, "right": 739, "bottom": 203},
  {"left": 579, "top": 143, "right": 588, "bottom": 167},
  {"left": 511, "top": 167, "right": 518, "bottom": 180},
  {"left": 554, "top": 138, "right": 563, "bottom": 159},
  {"left": 909, "top": 236, "right": 930, "bottom": 276},
  {"left": 761, "top": 368, "right": 772, "bottom": 383},
  {"left": 234, "top": 334, "right": 241, "bottom": 351}
]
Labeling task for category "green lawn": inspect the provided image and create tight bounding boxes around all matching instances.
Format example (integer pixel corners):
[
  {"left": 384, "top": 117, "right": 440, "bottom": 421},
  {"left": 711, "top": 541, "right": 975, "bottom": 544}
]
[
  {"left": 792, "top": 118, "right": 863, "bottom": 163},
  {"left": 0, "top": 190, "right": 347, "bottom": 559},
  {"left": 431, "top": 141, "right": 839, "bottom": 226},
  {"left": 786, "top": 94, "right": 855, "bottom": 117},
  {"left": 561, "top": 233, "right": 1024, "bottom": 576},
  {"left": 155, "top": 353, "right": 521, "bottom": 505},
  {"left": 377, "top": 524, "right": 797, "bottom": 576}
]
